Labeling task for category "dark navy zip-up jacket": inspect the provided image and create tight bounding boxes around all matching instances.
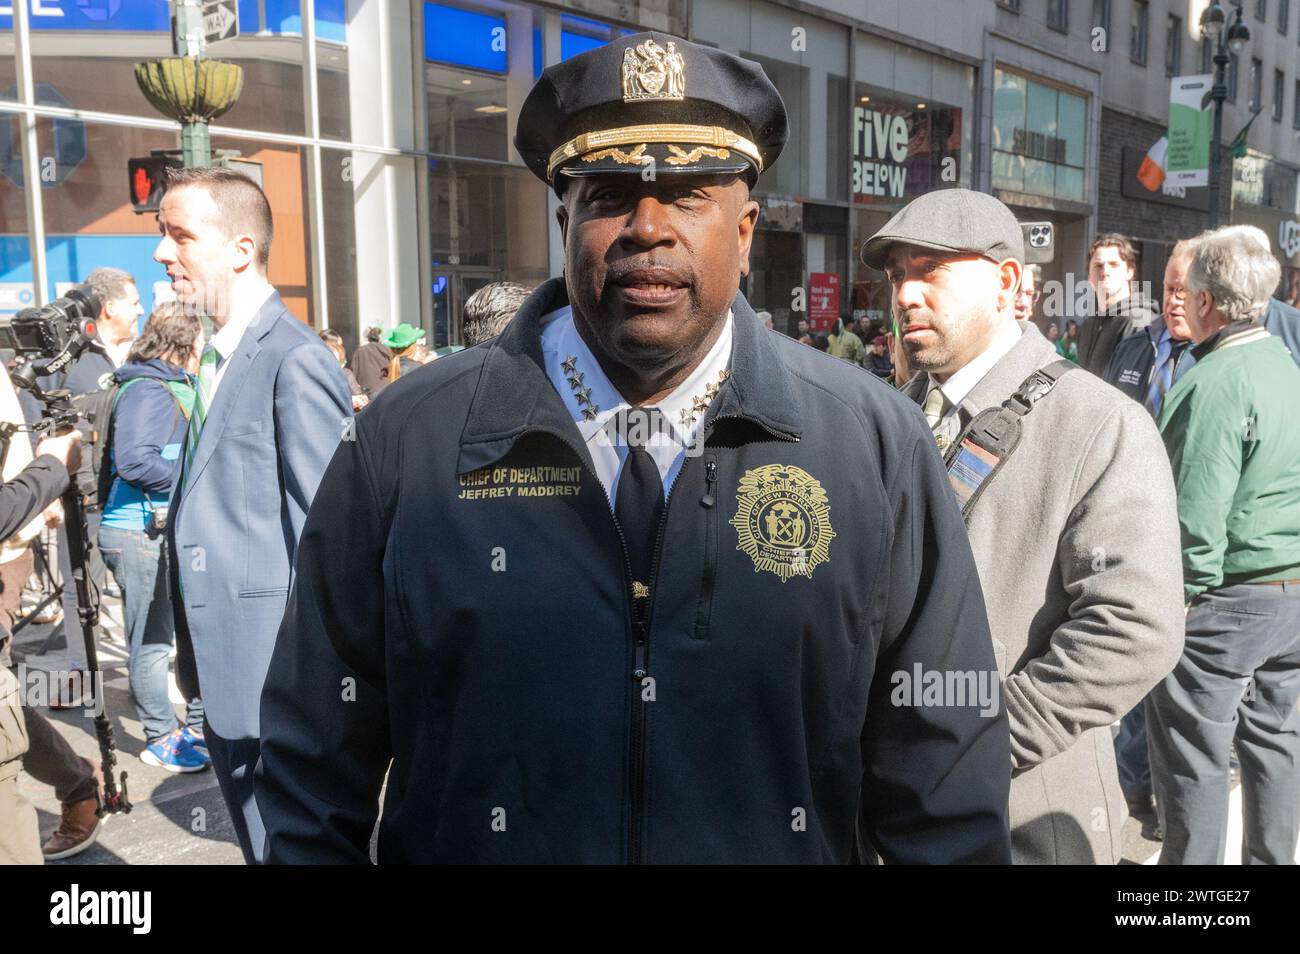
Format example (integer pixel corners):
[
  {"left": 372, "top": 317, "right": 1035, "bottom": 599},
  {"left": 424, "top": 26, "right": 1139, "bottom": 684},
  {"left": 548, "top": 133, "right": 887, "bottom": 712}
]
[
  {"left": 256, "top": 279, "right": 1012, "bottom": 864},
  {"left": 109, "top": 359, "right": 192, "bottom": 492},
  {"left": 1102, "top": 315, "right": 1196, "bottom": 411}
]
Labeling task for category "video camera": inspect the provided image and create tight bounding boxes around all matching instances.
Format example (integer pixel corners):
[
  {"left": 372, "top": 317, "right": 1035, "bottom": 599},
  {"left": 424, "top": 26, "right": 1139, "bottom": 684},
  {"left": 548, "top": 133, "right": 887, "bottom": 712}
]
[{"left": 0, "top": 285, "right": 101, "bottom": 396}]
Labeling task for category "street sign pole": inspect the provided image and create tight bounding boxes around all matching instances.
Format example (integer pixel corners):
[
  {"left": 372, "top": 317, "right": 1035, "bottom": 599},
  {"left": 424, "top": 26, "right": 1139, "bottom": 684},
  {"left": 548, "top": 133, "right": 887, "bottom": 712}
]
[{"left": 173, "top": 0, "right": 211, "bottom": 167}]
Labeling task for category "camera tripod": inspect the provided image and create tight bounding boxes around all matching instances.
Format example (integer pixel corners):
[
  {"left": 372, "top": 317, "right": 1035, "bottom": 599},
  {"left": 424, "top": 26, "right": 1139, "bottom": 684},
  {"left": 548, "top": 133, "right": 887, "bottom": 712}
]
[{"left": 0, "top": 416, "right": 132, "bottom": 818}]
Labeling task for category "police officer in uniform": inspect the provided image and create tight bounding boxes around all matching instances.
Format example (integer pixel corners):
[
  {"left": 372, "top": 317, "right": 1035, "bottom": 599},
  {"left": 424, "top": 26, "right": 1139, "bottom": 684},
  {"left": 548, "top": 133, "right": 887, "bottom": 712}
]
[{"left": 256, "top": 33, "right": 1011, "bottom": 864}]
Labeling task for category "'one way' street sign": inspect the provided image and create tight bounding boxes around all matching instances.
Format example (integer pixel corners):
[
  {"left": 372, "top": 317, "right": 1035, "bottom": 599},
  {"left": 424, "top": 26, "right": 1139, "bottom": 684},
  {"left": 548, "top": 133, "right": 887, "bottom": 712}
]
[{"left": 202, "top": 0, "right": 239, "bottom": 45}]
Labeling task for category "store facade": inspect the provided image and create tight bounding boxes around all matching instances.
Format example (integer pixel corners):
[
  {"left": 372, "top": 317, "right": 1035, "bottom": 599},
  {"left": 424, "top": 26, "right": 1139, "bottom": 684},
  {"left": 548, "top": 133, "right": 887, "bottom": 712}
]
[
  {"left": 6, "top": 0, "right": 1151, "bottom": 350},
  {"left": 1096, "top": 105, "right": 1225, "bottom": 295},
  {"left": 1, "top": 0, "right": 684, "bottom": 348},
  {"left": 1232, "top": 149, "right": 1300, "bottom": 305},
  {"left": 980, "top": 34, "right": 1101, "bottom": 324}
]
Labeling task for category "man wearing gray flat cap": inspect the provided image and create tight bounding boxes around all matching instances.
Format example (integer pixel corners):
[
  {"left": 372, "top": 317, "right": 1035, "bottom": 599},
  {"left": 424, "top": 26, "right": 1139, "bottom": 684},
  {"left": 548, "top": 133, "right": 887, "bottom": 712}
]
[{"left": 863, "top": 188, "right": 1186, "bottom": 865}]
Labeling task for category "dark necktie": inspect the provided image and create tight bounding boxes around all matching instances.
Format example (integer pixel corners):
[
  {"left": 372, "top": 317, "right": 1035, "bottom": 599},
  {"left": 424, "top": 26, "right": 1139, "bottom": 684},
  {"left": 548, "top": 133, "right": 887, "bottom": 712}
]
[
  {"left": 614, "top": 408, "right": 665, "bottom": 594},
  {"left": 1147, "top": 335, "right": 1175, "bottom": 416}
]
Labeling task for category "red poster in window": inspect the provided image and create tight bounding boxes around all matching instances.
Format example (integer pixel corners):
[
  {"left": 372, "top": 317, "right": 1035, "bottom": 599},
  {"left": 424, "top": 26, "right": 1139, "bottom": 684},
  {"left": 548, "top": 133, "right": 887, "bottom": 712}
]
[{"left": 808, "top": 272, "right": 841, "bottom": 332}]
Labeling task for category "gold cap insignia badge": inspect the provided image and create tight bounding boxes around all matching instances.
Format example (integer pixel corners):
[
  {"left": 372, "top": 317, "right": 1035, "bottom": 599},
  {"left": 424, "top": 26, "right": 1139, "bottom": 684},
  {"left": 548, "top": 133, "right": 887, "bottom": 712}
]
[
  {"left": 730, "top": 464, "right": 835, "bottom": 582},
  {"left": 621, "top": 38, "right": 685, "bottom": 102}
]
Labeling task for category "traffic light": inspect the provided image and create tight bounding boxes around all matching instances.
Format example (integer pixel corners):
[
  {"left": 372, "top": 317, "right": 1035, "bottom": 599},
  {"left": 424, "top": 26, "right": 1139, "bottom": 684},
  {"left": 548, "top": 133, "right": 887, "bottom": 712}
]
[{"left": 127, "top": 153, "right": 183, "bottom": 213}]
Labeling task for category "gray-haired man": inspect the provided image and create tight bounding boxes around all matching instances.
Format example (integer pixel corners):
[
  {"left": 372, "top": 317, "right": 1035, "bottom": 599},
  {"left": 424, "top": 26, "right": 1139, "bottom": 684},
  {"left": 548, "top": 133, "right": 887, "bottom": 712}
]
[
  {"left": 1149, "top": 228, "right": 1300, "bottom": 865},
  {"left": 462, "top": 282, "right": 531, "bottom": 346}
]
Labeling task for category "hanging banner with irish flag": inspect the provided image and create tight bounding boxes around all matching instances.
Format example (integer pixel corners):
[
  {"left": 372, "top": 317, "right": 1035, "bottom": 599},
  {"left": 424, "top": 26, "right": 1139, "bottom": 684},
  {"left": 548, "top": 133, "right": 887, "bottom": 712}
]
[{"left": 1166, "top": 74, "right": 1213, "bottom": 188}]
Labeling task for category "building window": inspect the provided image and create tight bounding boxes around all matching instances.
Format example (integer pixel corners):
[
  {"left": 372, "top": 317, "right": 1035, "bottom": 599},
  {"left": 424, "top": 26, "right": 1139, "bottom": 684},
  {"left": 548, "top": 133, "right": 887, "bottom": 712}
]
[
  {"left": 1165, "top": 15, "right": 1182, "bottom": 75},
  {"left": 1048, "top": 0, "right": 1070, "bottom": 32},
  {"left": 1131, "top": 1, "right": 1149, "bottom": 65},
  {"left": 1092, "top": 0, "right": 1111, "bottom": 38},
  {"left": 1228, "top": 52, "right": 1240, "bottom": 101},
  {"left": 1200, "top": 37, "right": 1213, "bottom": 72},
  {"left": 991, "top": 68, "right": 1087, "bottom": 202},
  {"left": 852, "top": 85, "right": 965, "bottom": 205},
  {"left": 1273, "top": 68, "right": 1285, "bottom": 120},
  {"left": 1250, "top": 57, "right": 1263, "bottom": 111},
  {"left": 1282, "top": 0, "right": 1291, "bottom": 33},
  {"left": 997, "top": 0, "right": 1022, "bottom": 10},
  {"left": 1294, "top": 78, "right": 1300, "bottom": 127},
  {"left": 1256, "top": 0, "right": 1267, "bottom": 21}
]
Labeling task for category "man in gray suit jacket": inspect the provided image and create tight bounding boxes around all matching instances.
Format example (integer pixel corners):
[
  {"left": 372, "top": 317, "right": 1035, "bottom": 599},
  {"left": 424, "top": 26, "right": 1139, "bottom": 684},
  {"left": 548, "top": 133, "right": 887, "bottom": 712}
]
[
  {"left": 862, "top": 189, "right": 1185, "bottom": 863},
  {"left": 154, "top": 167, "right": 352, "bottom": 863}
]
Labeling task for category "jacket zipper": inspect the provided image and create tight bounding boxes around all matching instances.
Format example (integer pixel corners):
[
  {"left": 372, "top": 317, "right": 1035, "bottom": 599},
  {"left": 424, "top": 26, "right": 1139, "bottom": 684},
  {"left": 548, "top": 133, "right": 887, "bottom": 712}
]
[
  {"left": 693, "top": 457, "right": 719, "bottom": 639},
  {"left": 628, "top": 450, "right": 686, "bottom": 865},
  {"left": 628, "top": 416, "right": 798, "bottom": 862},
  {"left": 529, "top": 415, "right": 798, "bottom": 864},
  {"left": 523, "top": 429, "right": 642, "bottom": 860}
]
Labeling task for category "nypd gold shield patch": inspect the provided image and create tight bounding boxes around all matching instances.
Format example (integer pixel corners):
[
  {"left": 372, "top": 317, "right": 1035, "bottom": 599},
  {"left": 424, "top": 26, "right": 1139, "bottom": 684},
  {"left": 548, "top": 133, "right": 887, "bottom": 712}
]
[{"left": 730, "top": 464, "right": 835, "bottom": 582}]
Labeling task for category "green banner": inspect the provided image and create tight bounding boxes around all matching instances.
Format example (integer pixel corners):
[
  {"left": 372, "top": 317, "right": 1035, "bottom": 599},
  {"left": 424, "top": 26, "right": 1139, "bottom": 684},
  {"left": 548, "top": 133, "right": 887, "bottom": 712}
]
[{"left": 1166, "top": 74, "right": 1212, "bottom": 187}]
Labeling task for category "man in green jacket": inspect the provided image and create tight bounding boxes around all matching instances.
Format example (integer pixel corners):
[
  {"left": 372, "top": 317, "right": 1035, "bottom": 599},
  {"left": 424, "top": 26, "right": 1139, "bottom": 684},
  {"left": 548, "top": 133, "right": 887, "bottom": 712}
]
[{"left": 1150, "top": 227, "right": 1300, "bottom": 865}]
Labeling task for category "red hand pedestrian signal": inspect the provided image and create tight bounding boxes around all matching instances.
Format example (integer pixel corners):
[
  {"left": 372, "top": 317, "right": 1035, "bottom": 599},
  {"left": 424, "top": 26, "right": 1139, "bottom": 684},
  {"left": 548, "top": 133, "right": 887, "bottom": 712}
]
[
  {"left": 133, "top": 166, "right": 152, "bottom": 206},
  {"left": 126, "top": 154, "right": 182, "bottom": 213}
]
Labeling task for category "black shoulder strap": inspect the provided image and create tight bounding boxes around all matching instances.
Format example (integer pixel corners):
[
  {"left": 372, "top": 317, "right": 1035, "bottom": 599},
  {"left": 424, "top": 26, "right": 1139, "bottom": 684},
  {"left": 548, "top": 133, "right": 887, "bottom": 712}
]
[{"left": 943, "top": 359, "right": 1076, "bottom": 519}]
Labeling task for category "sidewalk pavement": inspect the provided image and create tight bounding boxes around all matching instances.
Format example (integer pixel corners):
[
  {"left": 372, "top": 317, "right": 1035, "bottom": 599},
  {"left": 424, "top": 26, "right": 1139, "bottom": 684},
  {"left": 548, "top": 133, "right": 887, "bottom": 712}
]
[{"left": 10, "top": 595, "right": 243, "bottom": 865}]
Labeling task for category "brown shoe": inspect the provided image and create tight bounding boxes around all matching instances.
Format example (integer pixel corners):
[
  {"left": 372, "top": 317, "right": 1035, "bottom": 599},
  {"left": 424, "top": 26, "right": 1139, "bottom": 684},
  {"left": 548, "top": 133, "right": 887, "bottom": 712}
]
[{"left": 42, "top": 794, "right": 102, "bottom": 860}]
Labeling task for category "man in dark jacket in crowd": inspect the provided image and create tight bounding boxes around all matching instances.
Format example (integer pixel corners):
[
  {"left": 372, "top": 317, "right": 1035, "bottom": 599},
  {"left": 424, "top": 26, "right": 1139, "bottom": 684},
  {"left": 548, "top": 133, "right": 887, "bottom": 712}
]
[
  {"left": 1077, "top": 233, "right": 1159, "bottom": 376},
  {"left": 20, "top": 268, "right": 143, "bottom": 684},
  {"left": 347, "top": 326, "right": 392, "bottom": 397},
  {"left": 1102, "top": 236, "right": 1197, "bottom": 820},
  {"left": 256, "top": 33, "right": 1012, "bottom": 864},
  {"left": 1104, "top": 238, "right": 1198, "bottom": 411},
  {"left": 867, "top": 334, "right": 893, "bottom": 379}
]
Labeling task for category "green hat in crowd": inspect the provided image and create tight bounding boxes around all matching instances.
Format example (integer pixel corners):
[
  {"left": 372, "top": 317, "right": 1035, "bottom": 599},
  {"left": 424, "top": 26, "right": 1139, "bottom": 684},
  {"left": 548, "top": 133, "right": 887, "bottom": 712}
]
[{"left": 383, "top": 323, "right": 426, "bottom": 350}]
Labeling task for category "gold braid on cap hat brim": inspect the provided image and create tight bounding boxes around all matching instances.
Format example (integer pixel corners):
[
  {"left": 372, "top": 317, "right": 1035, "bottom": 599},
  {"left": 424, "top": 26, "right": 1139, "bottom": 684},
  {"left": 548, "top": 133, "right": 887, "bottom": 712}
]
[{"left": 546, "top": 124, "right": 762, "bottom": 181}]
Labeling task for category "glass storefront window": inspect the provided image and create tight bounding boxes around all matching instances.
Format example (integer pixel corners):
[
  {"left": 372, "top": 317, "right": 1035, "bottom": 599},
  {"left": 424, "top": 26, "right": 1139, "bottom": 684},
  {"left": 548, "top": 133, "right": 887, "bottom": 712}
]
[
  {"left": 992, "top": 67, "right": 1087, "bottom": 202},
  {"left": 316, "top": 0, "right": 352, "bottom": 142},
  {"left": 851, "top": 207, "right": 894, "bottom": 324},
  {"left": 49, "top": 127, "right": 171, "bottom": 309},
  {"left": 424, "top": 0, "right": 521, "bottom": 163},
  {"left": 1, "top": 26, "right": 14, "bottom": 102},
  {"left": 3, "top": 1, "right": 313, "bottom": 136},
  {"left": 0, "top": 113, "right": 30, "bottom": 318},
  {"left": 826, "top": 73, "right": 849, "bottom": 202},
  {"left": 427, "top": 157, "right": 548, "bottom": 346},
  {"left": 321, "top": 145, "right": 359, "bottom": 348},
  {"left": 208, "top": 134, "right": 313, "bottom": 323},
  {"left": 745, "top": 52, "right": 807, "bottom": 199},
  {"left": 745, "top": 228, "right": 801, "bottom": 330},
  {"left": 852, "top": 84, "right": 964, "bottom": 208}
]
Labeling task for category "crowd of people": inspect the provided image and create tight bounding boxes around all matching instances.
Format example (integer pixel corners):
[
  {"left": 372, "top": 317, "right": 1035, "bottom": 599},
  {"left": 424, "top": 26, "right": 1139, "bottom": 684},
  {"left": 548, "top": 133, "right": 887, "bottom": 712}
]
[
  {"left": 0, "top": 171, "right": 534, "bottom": 863},
  {"left": 0, "top": 30, "right": 1298, "bottom": 866}
]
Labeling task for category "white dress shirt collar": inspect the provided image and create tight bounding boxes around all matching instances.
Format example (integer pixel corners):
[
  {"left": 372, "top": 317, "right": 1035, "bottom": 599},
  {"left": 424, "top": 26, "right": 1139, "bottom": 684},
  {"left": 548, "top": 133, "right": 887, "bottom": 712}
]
[
  {"left": 210, "top": 285, "right": 276, "bottom": 362},
  {"left": 540, "top": 305, "right": 734, "bottom": 502},
  {"left": 925, "top": 318, "right": 1023, "bottom": 411}
]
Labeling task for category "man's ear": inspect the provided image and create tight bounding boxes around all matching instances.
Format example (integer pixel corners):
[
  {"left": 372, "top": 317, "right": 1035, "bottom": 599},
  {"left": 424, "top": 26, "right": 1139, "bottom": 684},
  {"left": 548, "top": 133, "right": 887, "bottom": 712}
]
[
  {"left": 997, "top": 258, "right": 1023, "bottom": 313},
  {"left": 736, "top": 194, "right": 760, "bottom": 278},
  {"left": 232, "top": 233, "right": 259, "bottom": 274}
]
